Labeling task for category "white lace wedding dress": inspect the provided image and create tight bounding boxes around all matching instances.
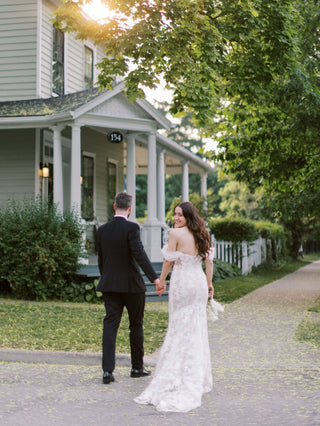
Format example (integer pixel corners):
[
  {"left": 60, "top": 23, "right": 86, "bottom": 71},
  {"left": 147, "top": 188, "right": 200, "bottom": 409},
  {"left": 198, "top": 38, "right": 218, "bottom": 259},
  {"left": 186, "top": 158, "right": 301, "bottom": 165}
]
[{"left": 134, "top": 246, "right": 213, "bottom": 412}]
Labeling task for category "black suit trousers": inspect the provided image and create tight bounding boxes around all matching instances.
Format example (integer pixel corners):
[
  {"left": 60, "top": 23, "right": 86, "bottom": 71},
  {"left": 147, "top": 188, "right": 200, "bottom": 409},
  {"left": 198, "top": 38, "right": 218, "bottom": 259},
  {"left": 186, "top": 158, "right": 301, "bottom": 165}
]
[{"left": 102, "top": 292, "right": 146, "bottom": 372}]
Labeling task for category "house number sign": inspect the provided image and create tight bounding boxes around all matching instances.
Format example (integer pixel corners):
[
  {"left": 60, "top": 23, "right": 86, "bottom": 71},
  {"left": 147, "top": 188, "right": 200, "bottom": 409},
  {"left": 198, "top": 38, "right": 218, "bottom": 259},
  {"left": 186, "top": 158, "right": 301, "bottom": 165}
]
[{"left": 107, "top": 131, "right": 123, "bottom": 143}]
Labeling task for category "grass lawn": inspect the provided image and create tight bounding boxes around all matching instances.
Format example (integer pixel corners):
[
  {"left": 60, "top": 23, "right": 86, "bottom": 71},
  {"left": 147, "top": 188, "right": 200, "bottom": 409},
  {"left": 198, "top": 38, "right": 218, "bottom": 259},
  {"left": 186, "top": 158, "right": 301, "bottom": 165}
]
[
  {"left": 0, "top": 254, "right": 319, "bottom": 353},
  {"left": 295, "top": 296, "right": 320, "bottom": 347}
]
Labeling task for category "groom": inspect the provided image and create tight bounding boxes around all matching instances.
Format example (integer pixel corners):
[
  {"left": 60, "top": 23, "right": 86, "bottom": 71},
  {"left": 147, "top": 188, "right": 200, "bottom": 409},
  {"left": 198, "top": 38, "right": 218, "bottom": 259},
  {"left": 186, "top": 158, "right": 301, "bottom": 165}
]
[{"left": 96, "top": 191, "right": 160, "bottom": 384}]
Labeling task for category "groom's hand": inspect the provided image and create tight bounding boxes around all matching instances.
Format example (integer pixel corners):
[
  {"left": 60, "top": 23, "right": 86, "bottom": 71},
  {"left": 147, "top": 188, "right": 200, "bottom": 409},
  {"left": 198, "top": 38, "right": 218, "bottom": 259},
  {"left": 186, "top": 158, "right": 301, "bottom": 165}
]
[{"left": 154, "top": 279, "right": 166, "bottom": 296}]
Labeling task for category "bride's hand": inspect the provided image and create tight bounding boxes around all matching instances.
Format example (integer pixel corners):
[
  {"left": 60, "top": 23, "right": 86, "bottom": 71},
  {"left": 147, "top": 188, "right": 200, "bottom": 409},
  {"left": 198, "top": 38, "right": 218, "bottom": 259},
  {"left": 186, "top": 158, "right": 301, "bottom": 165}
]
[
  {"left": 208, "top": 284, "right": 214, "bottom": 299},
  {"left": 156, "top": 280, "right": 167, "bottom": 297}
]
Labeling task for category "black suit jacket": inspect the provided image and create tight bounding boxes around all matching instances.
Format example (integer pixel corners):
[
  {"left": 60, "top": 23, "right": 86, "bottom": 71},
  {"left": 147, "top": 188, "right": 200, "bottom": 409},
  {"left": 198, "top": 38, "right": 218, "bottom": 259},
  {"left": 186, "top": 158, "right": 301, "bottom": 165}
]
[{"left": 96, "top": 217, "right": 158, "bottom": 293}]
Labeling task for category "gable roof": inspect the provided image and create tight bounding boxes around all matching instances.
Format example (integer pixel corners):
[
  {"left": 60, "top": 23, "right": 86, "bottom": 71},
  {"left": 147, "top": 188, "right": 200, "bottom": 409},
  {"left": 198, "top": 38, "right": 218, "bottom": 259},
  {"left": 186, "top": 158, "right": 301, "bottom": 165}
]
[
  {"left": 0, "top": 82, "right": 171, "bottom": 129},
  {"left": 0, "top": 88, "right": 102, "bottom": 118}
]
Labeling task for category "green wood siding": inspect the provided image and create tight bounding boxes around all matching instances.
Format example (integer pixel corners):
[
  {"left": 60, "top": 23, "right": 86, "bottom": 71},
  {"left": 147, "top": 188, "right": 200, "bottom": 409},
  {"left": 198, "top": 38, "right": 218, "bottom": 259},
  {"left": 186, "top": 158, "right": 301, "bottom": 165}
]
[
  {"left": 40, "top": 0, "right": 55, "bottom": 98},
  {"left": 0, "top": 1, "right": 38, "bottom": 101},
  {"left": 0, "top": 129, "right": 36, "bottom": 206}
]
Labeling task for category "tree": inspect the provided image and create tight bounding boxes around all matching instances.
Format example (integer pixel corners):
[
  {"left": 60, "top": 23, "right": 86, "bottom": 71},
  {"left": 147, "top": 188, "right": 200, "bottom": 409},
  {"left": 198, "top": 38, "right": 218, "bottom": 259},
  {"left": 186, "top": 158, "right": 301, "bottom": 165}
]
[
  {"left": 53, "top": 0, "right": 299, "bottom": 125},
  {"left": 219, "top": 180, "right": 264, "bottom": 221},
  {"left": 53, "top": 0, "right": 319, "bottom": 254},
  {"left": 211, "top": 0, "right": 320, "bottom": 255}
]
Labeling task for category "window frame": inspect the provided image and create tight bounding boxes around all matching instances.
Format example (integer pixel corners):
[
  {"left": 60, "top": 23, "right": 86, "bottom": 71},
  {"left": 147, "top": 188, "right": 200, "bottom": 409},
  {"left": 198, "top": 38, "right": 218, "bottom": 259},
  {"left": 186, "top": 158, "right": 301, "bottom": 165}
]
[
  {"left": 84, "top": 45, "right": 94, "bottom": 89},
  {"left": 106, "top": 158, "right": 118, "bottom": 220},
  {"left": 81, "top": 151, "right": 96, "bottom": 223},
  {"left": 52, "top": 27, "right": 65, "bottom": 96}
]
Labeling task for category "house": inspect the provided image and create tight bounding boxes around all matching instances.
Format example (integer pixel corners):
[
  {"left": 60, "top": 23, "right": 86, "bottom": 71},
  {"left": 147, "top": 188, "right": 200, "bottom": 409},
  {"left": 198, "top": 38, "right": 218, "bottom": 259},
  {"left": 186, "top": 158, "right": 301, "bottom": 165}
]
[{"left": 0, "top": 0, "right": 213, "bottom": 263}]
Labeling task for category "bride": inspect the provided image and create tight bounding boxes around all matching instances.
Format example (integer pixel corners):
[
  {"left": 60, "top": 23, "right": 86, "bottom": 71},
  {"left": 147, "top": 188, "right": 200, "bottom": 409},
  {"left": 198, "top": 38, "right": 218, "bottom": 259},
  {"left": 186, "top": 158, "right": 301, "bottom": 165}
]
[{"left": 134, "top": 201, "right": 214, "bottom": 412}]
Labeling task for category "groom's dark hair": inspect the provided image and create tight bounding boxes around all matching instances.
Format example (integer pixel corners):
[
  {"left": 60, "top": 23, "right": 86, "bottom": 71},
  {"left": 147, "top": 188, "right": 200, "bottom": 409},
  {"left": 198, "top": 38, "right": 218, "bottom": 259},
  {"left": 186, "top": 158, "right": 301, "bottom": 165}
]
[{"left": 115, "top": 191, "right": 132, "bottom": 210}]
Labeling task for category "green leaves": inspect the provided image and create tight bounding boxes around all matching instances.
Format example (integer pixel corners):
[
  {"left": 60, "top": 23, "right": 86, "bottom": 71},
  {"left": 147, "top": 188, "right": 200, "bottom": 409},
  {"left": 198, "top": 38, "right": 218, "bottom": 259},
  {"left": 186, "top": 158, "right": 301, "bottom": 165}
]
[
  {"left": 0, "top": 199, "right": 84, "bottom": 300},
  {"left": 54, "top": 0, "right": 300, "bottom": 124}
]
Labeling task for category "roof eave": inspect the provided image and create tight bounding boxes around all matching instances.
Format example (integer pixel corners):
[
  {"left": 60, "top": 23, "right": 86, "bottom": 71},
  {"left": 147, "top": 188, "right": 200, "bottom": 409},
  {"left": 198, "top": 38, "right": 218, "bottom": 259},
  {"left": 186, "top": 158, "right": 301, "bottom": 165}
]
[
  {"left": 0, "top": 111, "right": 73, "bottom": 129},
  {"left": 156, "top": 133, "right": 214, "bottom": 173}
]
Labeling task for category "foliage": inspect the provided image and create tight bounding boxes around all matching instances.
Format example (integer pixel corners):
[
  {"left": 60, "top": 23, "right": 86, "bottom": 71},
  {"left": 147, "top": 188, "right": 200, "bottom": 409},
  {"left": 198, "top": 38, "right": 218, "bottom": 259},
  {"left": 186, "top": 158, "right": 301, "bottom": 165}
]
[
  {"left": 213, "top": 259, "right": 241, "bottom": 282},
  {"left": 210, "top": 0, "right": 320, "bottom": 254},
  {"left": 295, "top": 319, "right": 320, "bottom": 347},
  {"left": 156, "top": 101, "right": 206, "bottom": 153},
  {"left": 0, "top": 257, "right": 314, "bottom": 353},
  {"left": 0, "top": 299, "right": 168, "bottom": 354},
  {"left": 165, "top": 193, "right": 207, "bottom": 226},
  {"left": 218, "top": 180, "right": 264, "bottom": 220},
  {"left": 53, "top": 0, "right": 300, "bottom": 127},
  {"left": 0, "top": 199, "right": 84, "bottom": 300},
  {"left": 60, "top": 279, "right": 102, "bottom": 303},
  {"left": 208, "top": 217, "right": 259, "bottom": 242}
]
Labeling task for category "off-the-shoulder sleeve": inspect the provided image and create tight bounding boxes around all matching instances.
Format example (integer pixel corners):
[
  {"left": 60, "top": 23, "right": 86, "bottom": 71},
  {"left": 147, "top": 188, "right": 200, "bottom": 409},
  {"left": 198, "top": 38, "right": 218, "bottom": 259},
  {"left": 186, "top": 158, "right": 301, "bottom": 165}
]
[
  {"left": 206, "top": 247, "right": 214, "bottom": 261},
  {"left": 161, "top": 245, "right": 180, "bottom": 262}
]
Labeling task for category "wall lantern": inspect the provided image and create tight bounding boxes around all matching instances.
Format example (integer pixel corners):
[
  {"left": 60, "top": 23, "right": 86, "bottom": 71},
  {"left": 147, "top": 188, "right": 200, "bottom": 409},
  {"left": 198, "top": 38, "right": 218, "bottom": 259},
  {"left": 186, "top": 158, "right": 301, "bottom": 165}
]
[{"left": 42, "top": 163, "right": 49, "bottom": 178}]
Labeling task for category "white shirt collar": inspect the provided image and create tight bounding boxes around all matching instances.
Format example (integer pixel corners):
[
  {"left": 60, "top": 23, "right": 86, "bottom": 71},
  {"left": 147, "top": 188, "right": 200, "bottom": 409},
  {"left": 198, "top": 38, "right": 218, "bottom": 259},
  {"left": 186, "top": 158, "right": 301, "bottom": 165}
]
[{"left": 114, "top": 214, "right": 128, "bottom": 221}]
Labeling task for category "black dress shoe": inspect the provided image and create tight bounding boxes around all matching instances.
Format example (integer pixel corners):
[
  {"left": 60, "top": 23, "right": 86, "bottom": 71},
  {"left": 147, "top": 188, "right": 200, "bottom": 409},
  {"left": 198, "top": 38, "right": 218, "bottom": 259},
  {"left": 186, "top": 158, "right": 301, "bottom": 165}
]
[
  {"left": 103, "top": 371, "right": 115, "bottom": 384},
  {"left": 130, "top": 367, "right": 151, "bottom": 378}
]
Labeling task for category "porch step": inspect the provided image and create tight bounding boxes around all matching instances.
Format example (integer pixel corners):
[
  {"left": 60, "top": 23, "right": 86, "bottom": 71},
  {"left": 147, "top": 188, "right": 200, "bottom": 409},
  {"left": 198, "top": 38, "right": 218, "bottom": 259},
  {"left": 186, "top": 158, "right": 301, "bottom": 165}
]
[{"left": 75, "top": 263, "right": 169, "bottom": 302}]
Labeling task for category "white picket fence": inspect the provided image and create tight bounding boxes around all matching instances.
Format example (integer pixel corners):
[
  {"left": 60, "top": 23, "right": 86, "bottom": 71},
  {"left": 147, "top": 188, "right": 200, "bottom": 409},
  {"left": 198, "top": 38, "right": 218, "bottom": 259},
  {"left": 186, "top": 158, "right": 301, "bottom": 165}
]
[{"left": 213, "top": 236, "right": 267, "bottom": 275}]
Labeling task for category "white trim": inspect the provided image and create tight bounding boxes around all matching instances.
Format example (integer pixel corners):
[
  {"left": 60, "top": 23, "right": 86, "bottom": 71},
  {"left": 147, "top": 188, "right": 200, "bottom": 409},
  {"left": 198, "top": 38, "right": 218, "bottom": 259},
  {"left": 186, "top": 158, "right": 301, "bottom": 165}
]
[
  {"left": 126, "top": 134, "right": 136, "bottom": 220},
  {"left": 84, "top": 40, "right": 97, "bottom": 86},
  {"left": 35, "top": 129, "right": 41, "bottom": 197},
  {"left": 81, "top": 114, "right": 158, "bottom": 133},
  {"left": 136, "top": 98, "right": 172, "bottom": 129}
]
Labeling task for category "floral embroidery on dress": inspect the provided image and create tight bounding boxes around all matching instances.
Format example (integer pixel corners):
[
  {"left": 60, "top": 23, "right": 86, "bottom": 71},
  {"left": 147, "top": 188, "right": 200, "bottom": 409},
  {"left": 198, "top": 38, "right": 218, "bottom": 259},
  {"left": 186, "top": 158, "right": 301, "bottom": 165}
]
[{"left": 134, "top": 245, "right": 215, "bottom": 412}]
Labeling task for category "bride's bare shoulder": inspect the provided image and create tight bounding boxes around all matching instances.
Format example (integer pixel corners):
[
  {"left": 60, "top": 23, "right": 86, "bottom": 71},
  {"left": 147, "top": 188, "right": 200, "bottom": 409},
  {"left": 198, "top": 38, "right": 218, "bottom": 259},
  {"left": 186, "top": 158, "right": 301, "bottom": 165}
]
[{"left": 169, "top": 227, "right": 187, "bottom": 238}]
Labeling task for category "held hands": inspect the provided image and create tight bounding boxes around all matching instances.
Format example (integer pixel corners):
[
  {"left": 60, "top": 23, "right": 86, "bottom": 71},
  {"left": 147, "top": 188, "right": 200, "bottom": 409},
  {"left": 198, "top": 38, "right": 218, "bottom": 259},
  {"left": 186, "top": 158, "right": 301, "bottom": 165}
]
[
  {"left": 154, "top": 278, "right": 166, "bottom": 297},
  {"left": 208, "top": 284, "right": 214, "bottom": 300}
]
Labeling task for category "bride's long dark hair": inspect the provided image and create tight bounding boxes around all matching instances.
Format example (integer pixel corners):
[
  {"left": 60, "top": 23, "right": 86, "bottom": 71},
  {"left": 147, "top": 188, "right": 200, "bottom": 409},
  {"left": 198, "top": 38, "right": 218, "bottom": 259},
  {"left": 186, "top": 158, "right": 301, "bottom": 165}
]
[{"left": 174, "top": 201, "right": 211, "bottom": 260}]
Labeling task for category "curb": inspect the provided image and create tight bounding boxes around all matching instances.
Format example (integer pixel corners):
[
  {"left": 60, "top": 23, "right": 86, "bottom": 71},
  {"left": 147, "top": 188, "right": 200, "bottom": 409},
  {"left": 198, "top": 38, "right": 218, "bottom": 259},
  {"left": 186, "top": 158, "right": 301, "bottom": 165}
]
[{"left": 0, "top": 348, "right": 157, "bottom": 367}]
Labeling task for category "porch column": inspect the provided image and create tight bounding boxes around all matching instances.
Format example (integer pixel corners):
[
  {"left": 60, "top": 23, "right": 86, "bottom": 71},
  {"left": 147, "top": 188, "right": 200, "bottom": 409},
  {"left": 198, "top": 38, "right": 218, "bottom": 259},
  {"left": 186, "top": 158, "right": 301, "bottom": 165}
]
[
  {"left": 157, "top": 149, "right": 165, "bottom": 223},
  {"left": 201, "top": 172, "right": 208, "bottom": 214},
  {"left": 182, "top": 161, "right": 189, "bottom": 202},
  {"left": 140, "top": 131, "right": 163, "bottom": 262},
  {"left": 126, "top": 134, "right": 136, "bottom": 221},
  {"left": 71, "top": 124, "right": 82, "bottom": 217},
  {"left": 52, "top": 125, "right": 64, "bottom": 212},
  {"left": 147, "top": 132, "right": 157, "bottom": 221}
]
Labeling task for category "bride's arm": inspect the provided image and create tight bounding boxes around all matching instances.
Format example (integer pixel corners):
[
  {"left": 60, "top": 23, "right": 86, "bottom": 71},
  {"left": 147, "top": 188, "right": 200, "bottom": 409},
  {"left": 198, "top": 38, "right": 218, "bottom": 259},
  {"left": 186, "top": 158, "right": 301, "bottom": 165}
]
[
  {"left": 205, "top": 257, "right": 214, "bottom": 298},
  {"left": 156, "top": 231, "right": 177, "bottom": 296},
  {"left": 157, "top": 260, "right": 173, "bottom": 296}
]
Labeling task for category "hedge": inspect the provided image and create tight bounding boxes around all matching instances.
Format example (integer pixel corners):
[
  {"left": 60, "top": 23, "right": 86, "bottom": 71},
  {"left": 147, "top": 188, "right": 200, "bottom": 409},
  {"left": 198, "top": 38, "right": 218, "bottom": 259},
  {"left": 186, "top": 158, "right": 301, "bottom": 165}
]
[{"left": 208, "top": 217, "right": 259, "bottom": 242}]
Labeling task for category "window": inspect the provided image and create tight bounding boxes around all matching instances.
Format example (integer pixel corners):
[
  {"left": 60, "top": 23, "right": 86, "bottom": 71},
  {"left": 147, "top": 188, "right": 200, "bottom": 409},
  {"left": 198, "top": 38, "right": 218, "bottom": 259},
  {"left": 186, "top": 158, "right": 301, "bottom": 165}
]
[
  {"left": 107, "top": 161, "right": 117, "bottom": 219},
  {"left": 52, "top": 27, "right": 64, "bottom": 96},
  {"left": 81, "top": 155, "right": 95, "bottom": 221},
  {"left": 84, "top": 46, "right": 94, "bottom": 89}
]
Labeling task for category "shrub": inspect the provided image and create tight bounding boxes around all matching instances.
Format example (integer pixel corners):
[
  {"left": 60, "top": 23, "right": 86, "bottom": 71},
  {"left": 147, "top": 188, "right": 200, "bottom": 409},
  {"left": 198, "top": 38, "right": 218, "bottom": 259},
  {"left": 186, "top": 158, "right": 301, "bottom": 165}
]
[
  {"left": 213, "top": 258, "right": 241, "bottom": 282},
  {"left": 0, "top": 198, "right": 84, "bottom": 300},
  {"left": 61, "top": 279, "right": 103, "bottom": 303},
  {"left": 255, "top": 221, "right": 286, "bottom": 262},
  {"left": 208, "top": 217, "right": 259, "bottom": 242},
  {"left": 254, "top": 221, "right": 285, "bottom": 240}
]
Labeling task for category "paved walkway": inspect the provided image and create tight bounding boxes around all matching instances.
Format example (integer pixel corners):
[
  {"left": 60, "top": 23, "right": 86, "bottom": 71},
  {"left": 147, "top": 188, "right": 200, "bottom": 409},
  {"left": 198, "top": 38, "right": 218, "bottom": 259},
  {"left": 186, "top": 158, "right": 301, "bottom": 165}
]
[{"left": 1, "top": 261, "right": 320, "bottom": 425}]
